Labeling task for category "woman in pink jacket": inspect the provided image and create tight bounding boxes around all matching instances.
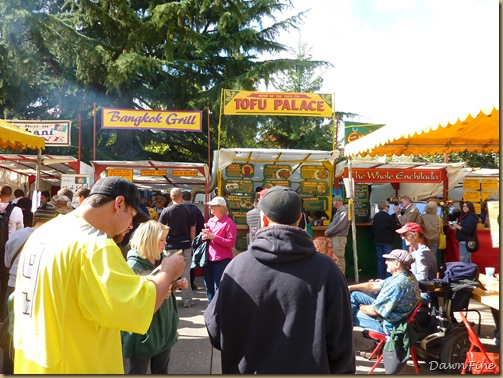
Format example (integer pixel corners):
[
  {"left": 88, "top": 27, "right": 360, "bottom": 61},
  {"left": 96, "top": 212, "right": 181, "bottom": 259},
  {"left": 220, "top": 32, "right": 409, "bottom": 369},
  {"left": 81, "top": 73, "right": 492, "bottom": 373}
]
[{"left": 201, "top": 197, "right": 237, "bottom": 303}]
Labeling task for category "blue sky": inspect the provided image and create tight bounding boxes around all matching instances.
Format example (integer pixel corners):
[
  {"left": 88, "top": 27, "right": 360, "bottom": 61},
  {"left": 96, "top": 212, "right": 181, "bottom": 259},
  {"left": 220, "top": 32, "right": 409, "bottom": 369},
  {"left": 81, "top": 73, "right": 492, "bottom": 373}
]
[{"left": 264, "top": 0, "right": 499, "bottom": 130}]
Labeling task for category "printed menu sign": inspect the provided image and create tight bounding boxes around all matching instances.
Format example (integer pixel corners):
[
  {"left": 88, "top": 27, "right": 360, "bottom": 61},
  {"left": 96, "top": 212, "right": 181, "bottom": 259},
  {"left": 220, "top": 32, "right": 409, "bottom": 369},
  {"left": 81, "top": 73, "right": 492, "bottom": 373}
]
[
  {"left": 263, "top": 164, "right": 292, "bottom": 180},
  {"left": 226, "top": 195, "right": 254, "bottom": 211},
  {"left": 232, "top": 211, "right": 248, "bottom": 225},
  {"left": 225, "top": 163, "right": 255, "bottom": 178},
  {"left": 224, "top": 179, "right": 254, "bottom": 193},
  {"left": 300, "top": 165, "right": 329, "bottom": 180},
  {"left": 299, "top": 181, "right": 329, "bottom": 195},
  {"left": 303, "top": 197, "right": 329, "bottom": 212},
  {"left": 262, "top": 180, "right": 290, "bottom": 189}
]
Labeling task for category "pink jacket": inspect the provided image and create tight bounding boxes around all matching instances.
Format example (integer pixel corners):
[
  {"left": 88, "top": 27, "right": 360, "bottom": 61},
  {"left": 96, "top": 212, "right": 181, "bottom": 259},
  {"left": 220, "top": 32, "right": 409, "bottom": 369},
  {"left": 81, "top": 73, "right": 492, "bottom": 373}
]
[{"left": 206, "top": 214, "right": 237, "bottom": 261}]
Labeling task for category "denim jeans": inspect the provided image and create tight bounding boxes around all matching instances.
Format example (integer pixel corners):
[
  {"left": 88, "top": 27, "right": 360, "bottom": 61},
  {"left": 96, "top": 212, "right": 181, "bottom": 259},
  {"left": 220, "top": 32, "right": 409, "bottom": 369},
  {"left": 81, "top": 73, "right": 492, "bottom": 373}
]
[
  {"left": 203, "top": 258, "right": 231, "bottom": 303},
  {"left": 375, "top": 244, "right": 393, "bottom": 279},
  {"left": 350, "top": 291, "right": 385, "bottom": 334},
  {"left": 459, "top": 241, "right": 471, "bottom": 263}
]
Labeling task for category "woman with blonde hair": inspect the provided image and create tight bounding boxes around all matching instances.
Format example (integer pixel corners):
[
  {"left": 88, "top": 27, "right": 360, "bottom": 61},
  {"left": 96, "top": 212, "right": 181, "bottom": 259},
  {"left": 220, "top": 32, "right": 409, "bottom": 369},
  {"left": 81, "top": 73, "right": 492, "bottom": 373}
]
[
  {"left": 313, "top": 236, "right": 338, "bottom": 264},
  {"left": 121, "top": 220, "right": 187, "bottom": 374}
]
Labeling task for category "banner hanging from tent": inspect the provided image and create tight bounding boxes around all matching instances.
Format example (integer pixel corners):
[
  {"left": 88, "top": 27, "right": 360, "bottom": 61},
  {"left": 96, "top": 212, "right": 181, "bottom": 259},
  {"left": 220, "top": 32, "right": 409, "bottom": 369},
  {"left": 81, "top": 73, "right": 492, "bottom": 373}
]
[{"left": 344, "top": 121, "right": 385, "bottom": 145}]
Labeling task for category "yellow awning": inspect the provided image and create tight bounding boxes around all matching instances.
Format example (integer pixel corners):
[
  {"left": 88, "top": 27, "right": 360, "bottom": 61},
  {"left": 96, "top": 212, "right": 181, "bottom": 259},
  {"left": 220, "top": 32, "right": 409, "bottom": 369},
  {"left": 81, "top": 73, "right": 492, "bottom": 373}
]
[
  {"left": 0, "top": 119, "right": 45, "bottom": 150},
  {"left": 344, "top": 107, "right": 499, "bottom": 157}
]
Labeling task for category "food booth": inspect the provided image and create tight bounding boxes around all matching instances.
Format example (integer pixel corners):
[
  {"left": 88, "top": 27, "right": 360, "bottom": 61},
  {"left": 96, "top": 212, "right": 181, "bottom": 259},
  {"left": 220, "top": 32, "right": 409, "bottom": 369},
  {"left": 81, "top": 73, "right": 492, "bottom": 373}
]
[
  {"left": 214, "top": 148, "right": 339, "bottom": 252},
  {"left": 0, "top": 119, "right": 45, "bottom": 192},
  {"left": 344, "top": 107, "right": 499, "bottom": 281},
  {"left": 333, "top": 160, "right": 472, "bottom": 280}
]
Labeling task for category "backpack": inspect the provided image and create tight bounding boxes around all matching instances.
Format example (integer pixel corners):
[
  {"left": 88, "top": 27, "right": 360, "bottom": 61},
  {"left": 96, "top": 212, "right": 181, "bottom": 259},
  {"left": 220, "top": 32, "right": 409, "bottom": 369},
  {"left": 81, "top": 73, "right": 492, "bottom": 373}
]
[
  {"left": 0, "top": 203, "right": 17, "bottom": 255},
  {"left": 437, "top": 262, "right": 479, "bottom": 283}
]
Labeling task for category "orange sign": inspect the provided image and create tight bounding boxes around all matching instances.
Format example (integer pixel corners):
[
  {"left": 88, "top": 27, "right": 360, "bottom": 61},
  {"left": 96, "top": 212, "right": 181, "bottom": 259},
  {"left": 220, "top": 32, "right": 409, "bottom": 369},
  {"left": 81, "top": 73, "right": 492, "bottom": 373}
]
[{"left": 223, "top": 90, "right": 332, "bottom": 117}]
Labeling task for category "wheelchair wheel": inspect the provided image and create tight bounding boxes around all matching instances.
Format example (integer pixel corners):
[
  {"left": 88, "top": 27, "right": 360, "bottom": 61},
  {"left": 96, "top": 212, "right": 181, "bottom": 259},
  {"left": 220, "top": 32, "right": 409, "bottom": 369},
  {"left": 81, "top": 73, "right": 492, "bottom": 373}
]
[{"left": 439, "top": 327, "right": 469, "bottom": 373}]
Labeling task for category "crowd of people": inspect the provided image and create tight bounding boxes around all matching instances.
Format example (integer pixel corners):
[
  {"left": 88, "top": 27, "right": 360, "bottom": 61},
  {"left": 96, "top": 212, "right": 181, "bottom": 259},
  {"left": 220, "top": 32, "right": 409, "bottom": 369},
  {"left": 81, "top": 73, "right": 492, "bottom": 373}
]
[{"left": 0, "top": 179, "right": 492, "bottom": 374}]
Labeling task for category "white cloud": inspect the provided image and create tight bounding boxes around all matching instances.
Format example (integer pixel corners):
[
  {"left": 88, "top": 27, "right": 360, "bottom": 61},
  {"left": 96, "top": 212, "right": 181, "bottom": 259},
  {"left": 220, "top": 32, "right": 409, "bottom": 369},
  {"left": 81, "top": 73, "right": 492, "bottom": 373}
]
[{"left": 268, "top": 0, "right": 499, "bottom": 128}]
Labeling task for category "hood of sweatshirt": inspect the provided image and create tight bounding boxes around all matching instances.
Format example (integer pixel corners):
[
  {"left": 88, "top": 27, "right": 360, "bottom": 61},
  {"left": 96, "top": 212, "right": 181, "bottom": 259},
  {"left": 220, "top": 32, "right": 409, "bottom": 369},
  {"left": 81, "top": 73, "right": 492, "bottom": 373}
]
[{"left": 249, "top": 224, "right": 316, "bottom": 264}]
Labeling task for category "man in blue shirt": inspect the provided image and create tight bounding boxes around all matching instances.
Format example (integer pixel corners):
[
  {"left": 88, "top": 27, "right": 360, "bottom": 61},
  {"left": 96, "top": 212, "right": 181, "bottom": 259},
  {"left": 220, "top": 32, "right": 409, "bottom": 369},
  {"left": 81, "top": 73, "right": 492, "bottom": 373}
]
[{"left": 348, "top": 249, "right": 421, "bottom": 335}]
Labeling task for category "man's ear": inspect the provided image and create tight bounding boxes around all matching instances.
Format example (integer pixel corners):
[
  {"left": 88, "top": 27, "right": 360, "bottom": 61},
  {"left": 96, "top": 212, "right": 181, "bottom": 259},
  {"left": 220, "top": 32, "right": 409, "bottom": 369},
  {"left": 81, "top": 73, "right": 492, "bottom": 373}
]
[
  {"left": 260, "top": 210, "right": 269, "bottom": 228},
  {"left": 114, "top": 195, "right": 126, "bottom": 212}
]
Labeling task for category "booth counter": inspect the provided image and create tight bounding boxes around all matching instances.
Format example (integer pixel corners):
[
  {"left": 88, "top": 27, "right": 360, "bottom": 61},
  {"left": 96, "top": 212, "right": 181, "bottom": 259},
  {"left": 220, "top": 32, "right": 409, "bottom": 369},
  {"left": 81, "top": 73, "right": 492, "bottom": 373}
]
[{"left": 445, "top": 228, "right": 499, "bottom": 274}]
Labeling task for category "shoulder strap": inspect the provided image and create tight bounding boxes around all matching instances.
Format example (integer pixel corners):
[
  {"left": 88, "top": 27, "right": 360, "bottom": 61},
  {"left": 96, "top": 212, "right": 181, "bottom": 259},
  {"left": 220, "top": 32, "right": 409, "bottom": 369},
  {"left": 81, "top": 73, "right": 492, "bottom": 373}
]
[{"left": 10, "top": 240, "right": 28, "bottom": 267}]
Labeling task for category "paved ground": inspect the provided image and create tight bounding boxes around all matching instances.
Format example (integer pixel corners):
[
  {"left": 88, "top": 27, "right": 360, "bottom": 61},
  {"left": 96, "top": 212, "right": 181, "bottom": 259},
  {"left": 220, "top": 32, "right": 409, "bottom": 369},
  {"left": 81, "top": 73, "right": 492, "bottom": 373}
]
[
  {"left": 165, "top": 276, "right": 498, "bottom": 374},
  {"left": 4, "top": 277, "right": 496, "bottom": 374}
]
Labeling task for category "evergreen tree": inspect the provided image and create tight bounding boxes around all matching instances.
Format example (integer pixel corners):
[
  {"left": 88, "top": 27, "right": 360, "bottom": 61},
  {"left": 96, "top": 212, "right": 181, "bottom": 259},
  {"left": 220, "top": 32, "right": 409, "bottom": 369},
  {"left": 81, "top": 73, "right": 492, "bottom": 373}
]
[{"left": 0, "top": 0, "right": 326, "bottom": 163}]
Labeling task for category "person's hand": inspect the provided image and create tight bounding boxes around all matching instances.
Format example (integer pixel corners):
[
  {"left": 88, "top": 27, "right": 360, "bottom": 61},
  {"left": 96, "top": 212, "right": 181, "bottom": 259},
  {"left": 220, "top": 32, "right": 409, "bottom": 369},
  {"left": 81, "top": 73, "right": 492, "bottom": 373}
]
[
  {"left": 172, "top": 278, "right": 189, "bottom": 291},
  {"left": 202, "top": 232, "right": 215, "bottom": 240},
  {"left": 160, "top": 254, "right": 185, "bottom": 279}
]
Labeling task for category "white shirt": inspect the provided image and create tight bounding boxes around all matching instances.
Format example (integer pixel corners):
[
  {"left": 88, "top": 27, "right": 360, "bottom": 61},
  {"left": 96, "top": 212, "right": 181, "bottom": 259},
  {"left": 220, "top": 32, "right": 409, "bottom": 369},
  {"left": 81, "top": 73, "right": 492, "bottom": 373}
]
[{"left": 0, "top": 202, "right": 24, "bottom": 236}]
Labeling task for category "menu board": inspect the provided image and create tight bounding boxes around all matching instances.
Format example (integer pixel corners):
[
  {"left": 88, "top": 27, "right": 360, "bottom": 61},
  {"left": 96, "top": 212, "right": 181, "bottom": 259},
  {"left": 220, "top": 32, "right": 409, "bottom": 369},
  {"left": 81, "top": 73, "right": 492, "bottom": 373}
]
[
  {"left": 464, "top": 191, "right": 481, "bottom": 202},
  {"left": 262, "top": 180, "right": 291, "bottom": 189},
  {"left": 299, "top": 181, "right": 329, "bottom": 195},
  {"left": 354, "top": 183, "right": 370, "bottom": 223},
  {"left": 481, "top": 179, "right": 498, "bottom": 190},
  {"left": 463, "top": 179, "right": 480, "bottom": 191},
  {"left": 225, "top": 163, "right": 255, "bottom": 178},
  {"left": 303, "top": 196, "right": 329, "bottom": 212},
  {"left": 300, "top": 165, "right": 329, "bottom": 180},
  {"left": 263, "top": 164, "right": 292, "bottom": 180},
  {"left": 235, "top": 234, "right": 248, "bottom": 251},
  {"left": 224, "top": 179, "right": 254, "bottom": 194},
  {"left": 226, "top": 195, "right": 254, "bottom": 211},
  {"left": 482, "top": 190, "right": 498, "bottom": 201},
  {"left": 232, "top": 211, "right": 248, "bottom": 225}
]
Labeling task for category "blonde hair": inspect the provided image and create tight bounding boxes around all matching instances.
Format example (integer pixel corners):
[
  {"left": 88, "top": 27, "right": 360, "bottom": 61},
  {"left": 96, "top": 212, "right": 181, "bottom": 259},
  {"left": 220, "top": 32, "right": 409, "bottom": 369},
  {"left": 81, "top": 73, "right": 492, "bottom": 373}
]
[
  {"left": 313, "top": 236, "right": 338, "bottom": 263},
  {"left": 129, "top": 220, "right": 169, "bottom": 261},
  {"left": 313, "top": 236, "right": 332, "bottom": 255}
]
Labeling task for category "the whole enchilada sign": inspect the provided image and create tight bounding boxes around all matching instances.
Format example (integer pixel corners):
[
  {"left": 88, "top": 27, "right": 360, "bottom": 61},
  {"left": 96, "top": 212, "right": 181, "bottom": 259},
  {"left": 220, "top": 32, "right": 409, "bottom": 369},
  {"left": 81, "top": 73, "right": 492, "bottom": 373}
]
[
  {"left": 223, "top": 90, "right": 332, "bottom": 117},
  {"left": 101, "top": 107, "right": 202, "bottom": 132}
]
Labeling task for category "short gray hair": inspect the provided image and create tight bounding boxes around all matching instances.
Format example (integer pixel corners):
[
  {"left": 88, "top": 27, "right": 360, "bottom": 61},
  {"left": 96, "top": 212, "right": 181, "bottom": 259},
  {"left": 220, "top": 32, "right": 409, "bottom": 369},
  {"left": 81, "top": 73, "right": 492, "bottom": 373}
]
[{"left": 378, "top": 200, "right": 388, "bottom": 211}]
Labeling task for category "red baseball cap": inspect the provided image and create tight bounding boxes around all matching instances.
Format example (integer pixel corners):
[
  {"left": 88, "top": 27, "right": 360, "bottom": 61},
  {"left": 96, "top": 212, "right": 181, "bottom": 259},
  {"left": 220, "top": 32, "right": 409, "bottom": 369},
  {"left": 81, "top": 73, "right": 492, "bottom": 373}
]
[{"left": 396, "top": 222, "right": 424, "bottom": 234}]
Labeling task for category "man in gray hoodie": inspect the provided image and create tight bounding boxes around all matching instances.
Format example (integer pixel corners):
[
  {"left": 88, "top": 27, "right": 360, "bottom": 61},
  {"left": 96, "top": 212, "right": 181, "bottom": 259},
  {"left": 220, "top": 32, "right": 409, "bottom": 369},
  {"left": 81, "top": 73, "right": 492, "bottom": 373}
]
[{"left": 204, "top": 186, "right": 355, "bottom": 374}]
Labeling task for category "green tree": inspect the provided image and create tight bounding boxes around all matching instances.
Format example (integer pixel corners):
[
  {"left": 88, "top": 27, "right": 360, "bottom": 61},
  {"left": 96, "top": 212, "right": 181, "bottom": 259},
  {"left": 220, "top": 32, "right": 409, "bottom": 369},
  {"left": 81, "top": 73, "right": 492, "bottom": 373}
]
[
  {"left": 0, "top": 0, "right": 328, "bottom": 164},
  {"left": 255, "top": 40, "right": 358, "bottom": 153}
]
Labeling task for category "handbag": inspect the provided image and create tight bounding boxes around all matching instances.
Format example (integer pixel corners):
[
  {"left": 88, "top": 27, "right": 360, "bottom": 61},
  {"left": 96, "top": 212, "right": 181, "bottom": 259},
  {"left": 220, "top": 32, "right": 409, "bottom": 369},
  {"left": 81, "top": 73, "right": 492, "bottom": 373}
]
[
  {"left": 466, "top": 229, "right": 479, "bottom": 253},
  {"left": 438, "top": 216, "right": 446, "bottom": 250},
  {"left": 191, "top": 233, "right": 209, "bottom": 268}
]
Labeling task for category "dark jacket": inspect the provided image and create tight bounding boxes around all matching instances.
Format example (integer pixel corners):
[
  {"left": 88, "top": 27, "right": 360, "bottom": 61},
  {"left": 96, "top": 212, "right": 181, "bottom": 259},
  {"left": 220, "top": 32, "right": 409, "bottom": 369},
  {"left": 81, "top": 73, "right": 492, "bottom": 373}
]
[
  {"left": 455, "top": 212, "right": 478, "bottom": 241},
  {"left": 121, "top": 250, "right": 179, "bottom": 359},
  {"left": 204, "top": 225, "right": 356, "bottom": 374},
  {"left": 372, "top": 210, "right": 397, "bottom": 245}
]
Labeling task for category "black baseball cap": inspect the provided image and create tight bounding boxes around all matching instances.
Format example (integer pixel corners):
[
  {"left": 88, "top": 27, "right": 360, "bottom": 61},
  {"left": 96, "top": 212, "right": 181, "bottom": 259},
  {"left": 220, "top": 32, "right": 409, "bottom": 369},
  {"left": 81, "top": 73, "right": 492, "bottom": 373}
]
[
  {"left": 259, "top": 186, "right": 302, "bottom": 225},
  {"left": 90, "top": 177, "right": 150, "bottom": 223}
]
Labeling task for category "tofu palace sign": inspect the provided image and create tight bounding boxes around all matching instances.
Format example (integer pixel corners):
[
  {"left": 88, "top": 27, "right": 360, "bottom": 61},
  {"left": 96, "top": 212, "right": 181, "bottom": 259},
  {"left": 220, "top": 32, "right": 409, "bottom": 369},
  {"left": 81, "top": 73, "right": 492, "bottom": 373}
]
[{"left": 223, "top": 90, "right": 333, "bottom": 117}]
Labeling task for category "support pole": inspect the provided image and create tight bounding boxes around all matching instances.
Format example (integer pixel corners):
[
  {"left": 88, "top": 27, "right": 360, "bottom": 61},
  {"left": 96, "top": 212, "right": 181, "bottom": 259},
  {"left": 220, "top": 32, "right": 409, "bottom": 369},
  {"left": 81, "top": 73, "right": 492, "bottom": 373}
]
[
  {"left": 348, "top": 157, "right": 359, "bottom": 283},
  {"left": 77, "top": 114, "right": 82, "bottom": 174},
  {"left": 93, "top": 103, "right": 97, "bottom": 161}
]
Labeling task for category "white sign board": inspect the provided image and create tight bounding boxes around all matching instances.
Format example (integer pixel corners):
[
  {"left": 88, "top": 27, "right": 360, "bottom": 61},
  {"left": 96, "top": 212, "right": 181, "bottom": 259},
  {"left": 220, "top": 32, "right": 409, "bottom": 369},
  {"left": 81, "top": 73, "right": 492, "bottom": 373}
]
[{"left": 10, "top": 120, "right": 71, "bottom": 146}]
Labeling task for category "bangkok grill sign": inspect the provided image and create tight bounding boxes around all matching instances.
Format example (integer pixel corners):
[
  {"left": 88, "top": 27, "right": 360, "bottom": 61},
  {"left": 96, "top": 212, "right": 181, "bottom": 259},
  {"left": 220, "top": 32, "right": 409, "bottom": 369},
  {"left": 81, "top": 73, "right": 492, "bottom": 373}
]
[
  {"left": 101, "top": 108, "right": 202, "bottom": 132},
  {"left": 223, "top": 90, "right": 333, "bottom": 117}
]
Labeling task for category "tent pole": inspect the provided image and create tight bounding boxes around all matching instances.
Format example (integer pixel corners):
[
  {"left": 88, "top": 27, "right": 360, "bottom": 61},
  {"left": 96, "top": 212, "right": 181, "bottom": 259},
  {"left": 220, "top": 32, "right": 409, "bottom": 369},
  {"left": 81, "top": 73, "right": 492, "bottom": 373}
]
[
  {"left": 36, "top": 149, "right": 41, "bottom": 191},
  {"left": 348, "top": 156, "right": 359, "bottom": 283}
]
